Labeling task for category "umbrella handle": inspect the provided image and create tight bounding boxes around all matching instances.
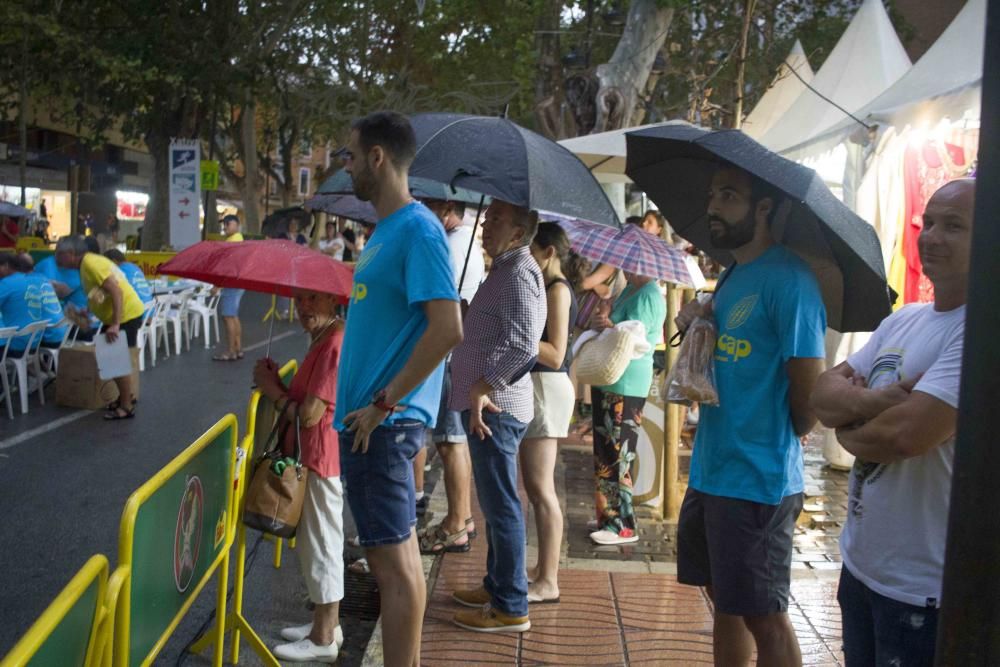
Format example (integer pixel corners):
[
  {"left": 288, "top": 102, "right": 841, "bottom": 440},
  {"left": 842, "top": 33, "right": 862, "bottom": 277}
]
[{"left": 457, "top": 195, "right": 486, "bottom": 294}]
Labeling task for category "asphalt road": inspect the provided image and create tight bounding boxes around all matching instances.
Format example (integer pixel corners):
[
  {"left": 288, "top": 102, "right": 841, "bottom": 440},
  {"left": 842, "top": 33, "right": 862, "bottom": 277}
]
[{"left": 0, "top": 293, "right": 369, "bottom": 663}]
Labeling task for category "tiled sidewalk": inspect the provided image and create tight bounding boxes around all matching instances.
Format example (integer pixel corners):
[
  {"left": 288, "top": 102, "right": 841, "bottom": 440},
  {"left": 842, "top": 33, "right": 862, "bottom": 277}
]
[
  {"left": 400, "top": 422, "right": 850, "bottom": 665},
  {"left": 422, "top": 538, "right": 844, "bottom": 665}
]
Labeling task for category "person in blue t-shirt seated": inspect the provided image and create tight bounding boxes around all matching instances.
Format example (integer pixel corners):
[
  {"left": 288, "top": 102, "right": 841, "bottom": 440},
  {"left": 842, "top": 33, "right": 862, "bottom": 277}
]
[
  {"left": 0, "top": 254, "right": 40, "bottom": 357},
  {"left": 104, "top": 249, "right": 153, "bottom": 304},
  {"left": 14, "top": 253, "right": 68, "bottom": 348}
]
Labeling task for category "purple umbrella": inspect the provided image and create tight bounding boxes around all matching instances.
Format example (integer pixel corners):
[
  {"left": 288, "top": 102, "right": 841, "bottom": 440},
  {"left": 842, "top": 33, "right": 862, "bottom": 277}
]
[{"left": 557, "top": 218, "right": 703, "bottom": 287}]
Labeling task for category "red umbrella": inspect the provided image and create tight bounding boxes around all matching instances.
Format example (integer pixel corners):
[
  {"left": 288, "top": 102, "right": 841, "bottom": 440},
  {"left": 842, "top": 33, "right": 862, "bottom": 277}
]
[
  {"left": 160, "top": 240, "right": 354, "bottom": 356},
  {"left": 159, "top": 240, "right": 353, "bottom": 302}
]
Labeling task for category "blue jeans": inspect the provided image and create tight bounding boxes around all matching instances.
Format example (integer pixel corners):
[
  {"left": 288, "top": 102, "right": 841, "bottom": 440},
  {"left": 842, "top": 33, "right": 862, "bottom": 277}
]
[
  {"left": 838, "top": 565, "right": 938, "bottom": 667},
  {"left": 462, "top": 409, "right": 529, "bottom": 617}
]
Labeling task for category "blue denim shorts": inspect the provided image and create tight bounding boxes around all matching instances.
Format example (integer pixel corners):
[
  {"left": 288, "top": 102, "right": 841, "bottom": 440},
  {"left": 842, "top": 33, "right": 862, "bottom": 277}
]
[
  {"left": 432, "top": 359, "right": 466, "bottom": 443},
  {"left": 218, "top": 288, "right": 245, "bottom": 317},
  {"left": 339, "top": 420, "right": 424, "bottom": 547}
]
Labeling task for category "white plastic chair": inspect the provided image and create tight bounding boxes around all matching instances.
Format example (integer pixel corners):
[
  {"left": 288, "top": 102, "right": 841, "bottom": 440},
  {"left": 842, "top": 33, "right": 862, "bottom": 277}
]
[
  {"left": 0, "top": 327, "right": 18, "bottom": 419},
  {"left": 4, "top": 321, "right": 47, "bottom": 415},
  {"left": 37, "top": 318, "right": 75, "bottom": 382},
  {"left": 135, "top": 301, "right": 157, "bottom": 372},
  {"left": 188, "top": 287, "right": 221, "bottom": 349},
  {"left": 162, "top": 290, "right": 194, "bottom": 355}
]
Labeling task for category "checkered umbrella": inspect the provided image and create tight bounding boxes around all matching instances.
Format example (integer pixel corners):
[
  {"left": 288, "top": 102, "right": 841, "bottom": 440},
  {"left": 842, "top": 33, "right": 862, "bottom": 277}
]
[{"left": 557, "top": 218, "right": 703, "bottom": 287}]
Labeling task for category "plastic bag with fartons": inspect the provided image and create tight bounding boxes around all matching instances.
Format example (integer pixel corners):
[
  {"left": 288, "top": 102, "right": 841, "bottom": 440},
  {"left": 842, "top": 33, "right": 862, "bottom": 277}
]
[{"left": 663, "top": 315, "right": 719, "bottom": 406}]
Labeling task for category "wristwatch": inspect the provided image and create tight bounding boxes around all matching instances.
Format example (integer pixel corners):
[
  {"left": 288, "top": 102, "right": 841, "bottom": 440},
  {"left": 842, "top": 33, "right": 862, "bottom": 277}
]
[{"left": 372, "top": 388, "right": 396, "bottom": 413}]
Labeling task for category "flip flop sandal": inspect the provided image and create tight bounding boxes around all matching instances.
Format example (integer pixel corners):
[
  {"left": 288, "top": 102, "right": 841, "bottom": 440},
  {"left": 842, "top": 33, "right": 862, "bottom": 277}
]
[
  {"left": 104, "top": 406, "right": 136, "bottom": 421},
  {"left": 236, "top": 351, "right": 245, "bottom": 359},
  {"left": 419, "top": 526, "right": 470, "bottom": 555},
  {"left": 212, "top": 353, "right": 238, "bottom": 361},
  {"left": 527, "top": 592, "right": 561, "bottom": 604},
  {"left": 465, "top": 517, "right": 478, "bottom": 540},
  {"left": 348, "top": 558, "right": 370, "bottom": 575}
]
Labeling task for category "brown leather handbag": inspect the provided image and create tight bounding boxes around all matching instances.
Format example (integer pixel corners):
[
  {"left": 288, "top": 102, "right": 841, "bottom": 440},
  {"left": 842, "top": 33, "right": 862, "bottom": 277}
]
[{"left": 243, "top": 408, "right": 308, "bottom": 538}]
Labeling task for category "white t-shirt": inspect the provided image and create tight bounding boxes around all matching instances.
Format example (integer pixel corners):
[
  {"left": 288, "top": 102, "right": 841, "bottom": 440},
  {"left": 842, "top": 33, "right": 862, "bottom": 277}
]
[
  {"left": 448, "top": 225, "right": 484, "bottom": 303},
  {"left": 319, "top": 237, "right": 345, "bottom": 262},
  {"left": 841, "top": 303, "right": 965, "bottom": 607}
]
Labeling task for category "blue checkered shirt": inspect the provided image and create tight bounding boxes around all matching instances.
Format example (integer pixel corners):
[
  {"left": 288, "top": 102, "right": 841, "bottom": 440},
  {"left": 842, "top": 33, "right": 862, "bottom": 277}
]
[{"left": 449, "top": 245, "right": 547, "bottom": 424}]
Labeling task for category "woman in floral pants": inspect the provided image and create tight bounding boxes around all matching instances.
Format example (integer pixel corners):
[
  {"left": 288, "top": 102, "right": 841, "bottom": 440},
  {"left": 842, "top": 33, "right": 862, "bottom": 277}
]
[{"left": 589, "top": 272, "right": 665, "bottom": 545}]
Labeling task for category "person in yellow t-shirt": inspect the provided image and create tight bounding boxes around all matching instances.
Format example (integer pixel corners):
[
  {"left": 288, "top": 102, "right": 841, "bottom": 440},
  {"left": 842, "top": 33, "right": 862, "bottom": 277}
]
[
  {"left": 56, "top": 235, "right": 144, "bottom": 420},
  {"left": 215, "top": 214, "right": 245, "bottom": 361}
]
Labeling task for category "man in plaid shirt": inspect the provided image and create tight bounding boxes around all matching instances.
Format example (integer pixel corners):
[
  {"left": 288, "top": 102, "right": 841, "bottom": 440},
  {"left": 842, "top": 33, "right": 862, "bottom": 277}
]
[{"left": 449, "top": 199, "right": 546, "bottom": 633}]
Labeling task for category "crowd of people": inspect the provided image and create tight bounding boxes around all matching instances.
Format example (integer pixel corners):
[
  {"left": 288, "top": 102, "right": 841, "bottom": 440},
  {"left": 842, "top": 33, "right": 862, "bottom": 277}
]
[
  {"left": 2, "top": 108, "right": 973, "bottom": 667},
  {"left": 1, "top": 234, "right": 153, "bottom": 419},
  {"left": 243, "top": 110, "right": 972, "bottom": 667}
]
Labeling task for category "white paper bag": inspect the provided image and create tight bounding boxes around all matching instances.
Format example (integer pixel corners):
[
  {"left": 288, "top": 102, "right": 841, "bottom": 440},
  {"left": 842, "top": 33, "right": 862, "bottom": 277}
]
[{"left": 95, "top": 335, "right": 132, "bottom": 380}]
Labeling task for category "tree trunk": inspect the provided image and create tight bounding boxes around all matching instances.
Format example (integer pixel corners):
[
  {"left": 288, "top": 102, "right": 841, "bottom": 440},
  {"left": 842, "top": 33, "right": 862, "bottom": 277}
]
[
  {"left": 733, "top": 0, "right": 756, "bottom": 129},
  {"left": 143, "top": 134, "right": 170, "bottom": 251},
  {"left": 533, "top": 0, "right": 564, "bottom": 139},
  {"left": 593, "top": 0, "right": 674, "bottom": 132},
  {"left": 239, "top": 94, "right": 262, "bottom": 234}
]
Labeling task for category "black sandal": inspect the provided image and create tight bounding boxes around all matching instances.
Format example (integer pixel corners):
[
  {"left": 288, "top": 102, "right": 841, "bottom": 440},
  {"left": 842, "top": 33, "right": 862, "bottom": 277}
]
[{"left": 104, "top": 406, "right": 136, "bottom": 420}]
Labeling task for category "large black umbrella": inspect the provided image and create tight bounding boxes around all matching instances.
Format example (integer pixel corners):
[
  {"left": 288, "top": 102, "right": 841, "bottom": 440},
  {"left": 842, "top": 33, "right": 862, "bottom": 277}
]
[
  {"left": 408, "top": 113, "right": 620, "bottom": 228},
  {"left": 316, "top": 167, "right": 487, "bottom": 205},
  {"left": 625, "top": 123, "right": 892, "bottom": 332},
  {"left": 303, "top": 193, "right": 377, "bottom": 224}
]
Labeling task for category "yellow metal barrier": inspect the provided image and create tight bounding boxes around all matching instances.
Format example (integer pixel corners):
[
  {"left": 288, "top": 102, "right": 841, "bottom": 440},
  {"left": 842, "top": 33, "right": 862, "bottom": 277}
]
[
  {"left": 15, "top": 237, "right": 46, "bottom": 252},
  {"left": 94, "top": 566, "right": 129, "bottom": 667},
  {"left": 114, "top": 415, "right": 238, "bottom": 667},
  {"left": 191, "top": 361, "right": 297, "bottom": 666},
  {"left": 261, "top": 294, "right": 295, "bottom": 323},
  {"left": 0, "top": 554, "right": 108, "bottom": 667}
]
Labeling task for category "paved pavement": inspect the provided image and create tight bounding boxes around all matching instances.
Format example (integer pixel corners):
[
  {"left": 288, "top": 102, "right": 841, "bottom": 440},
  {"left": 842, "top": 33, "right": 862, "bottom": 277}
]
[{"left": 2, "top": 296, "right": 851, "bottom": 665}]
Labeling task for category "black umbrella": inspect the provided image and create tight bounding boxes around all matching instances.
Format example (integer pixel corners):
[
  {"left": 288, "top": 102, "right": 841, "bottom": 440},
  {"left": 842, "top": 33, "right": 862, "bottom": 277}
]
[
  {"left": 625, "top": 123, "right": 892, "bottom": 332},
  {"left": 304, "top": 193, "right": 377, "bottom": 224},
  {"left": 408, "top": 113, "right": 620, "bottom": 228},
  {"left": 316, "top": 167, "right": 487, "bottom": 205}
]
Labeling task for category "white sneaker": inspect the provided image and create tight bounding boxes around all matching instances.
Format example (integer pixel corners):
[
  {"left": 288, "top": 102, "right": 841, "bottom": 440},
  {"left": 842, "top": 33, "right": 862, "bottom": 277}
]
[
  {"left": 279, "top": 623, "right": 344, "bottom": 645},
  {"left": 589, "top": 529, "right": 639, "bottom": 545},
  {"left": 273, "top": 637, "right": 340, "bottom": 663}
]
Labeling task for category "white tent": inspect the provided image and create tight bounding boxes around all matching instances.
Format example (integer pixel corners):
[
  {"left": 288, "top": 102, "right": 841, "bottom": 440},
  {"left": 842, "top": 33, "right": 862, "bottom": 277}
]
[
  {"left": 557, "top": 120, "right": 690, "bottom": 184},
  {"left": 759, "top": 0, "right": 911, "bottom": 154},
  {"left": 780, "top": 0, "right": 986, "bottom": 159},
  {"left": 742, "top": 40, "right": 814, "bottom": 140}
]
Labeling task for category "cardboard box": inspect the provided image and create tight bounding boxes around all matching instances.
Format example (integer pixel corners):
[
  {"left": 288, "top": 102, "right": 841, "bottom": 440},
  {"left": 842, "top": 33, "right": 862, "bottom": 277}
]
[{"left": 55, "top": 344, "right": 141, "bottom": 410}]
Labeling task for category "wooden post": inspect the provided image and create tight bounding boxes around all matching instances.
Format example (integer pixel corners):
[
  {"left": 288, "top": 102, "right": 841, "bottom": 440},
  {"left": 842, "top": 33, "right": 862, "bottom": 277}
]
[{"left": 662, "top": 284, "right": 683, "bottom": 520}]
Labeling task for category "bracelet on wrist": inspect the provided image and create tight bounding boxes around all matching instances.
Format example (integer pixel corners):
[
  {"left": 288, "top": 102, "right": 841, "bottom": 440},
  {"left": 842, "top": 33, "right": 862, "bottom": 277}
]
[{"left": 372, "top": 388, "right": 396, "bottom": 413}]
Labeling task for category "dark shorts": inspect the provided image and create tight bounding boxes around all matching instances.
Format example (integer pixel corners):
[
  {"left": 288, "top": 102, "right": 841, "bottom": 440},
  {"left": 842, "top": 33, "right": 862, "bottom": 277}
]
[
  {"left": 677, "top": 487, "right": 803, "bottom": 616},
  {"left": 339, "top": 420, "right": 424, "bottom": 548},
  {"left": 100, "top": 316, "right": 142, "bottom": 348},
  {"left": 837, "top": 565, "right": 938, "bottom": 667}
]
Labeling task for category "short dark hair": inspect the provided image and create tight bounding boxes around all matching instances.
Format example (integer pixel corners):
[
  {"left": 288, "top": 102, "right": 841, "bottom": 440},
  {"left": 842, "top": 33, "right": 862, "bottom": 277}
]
[
  {"left": 625, "top": 215, "right": 642, "bottom": 226},
  {"left": 449, "top": 201, "right": 467, "bottom": 218},
  {"left": 0, "top": 254, "right": 17, "bottom": 271},
  {"left": 84, "top": 236, "right": 100, "bottom": 253},
  {"left": 351, "top": 111, "right": 417, "bottom": 168},
  {"left": 104, "top": 249, "right": 126, "bottom": 263},
  {"left": 222, "top": 214, "right": 240, "bottom": 226},
  {"left": 719, "top": 162, "right": 785, "bottom": 225}
]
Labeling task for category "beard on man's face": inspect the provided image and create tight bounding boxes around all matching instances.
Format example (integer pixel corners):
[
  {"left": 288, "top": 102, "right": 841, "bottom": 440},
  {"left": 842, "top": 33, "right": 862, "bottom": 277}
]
[
  {"left": 350, "top": 166, "right": 375, "bottom": 202},
  {"left": 708, "top": 212, "right": 756, "bottom": 250}
]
